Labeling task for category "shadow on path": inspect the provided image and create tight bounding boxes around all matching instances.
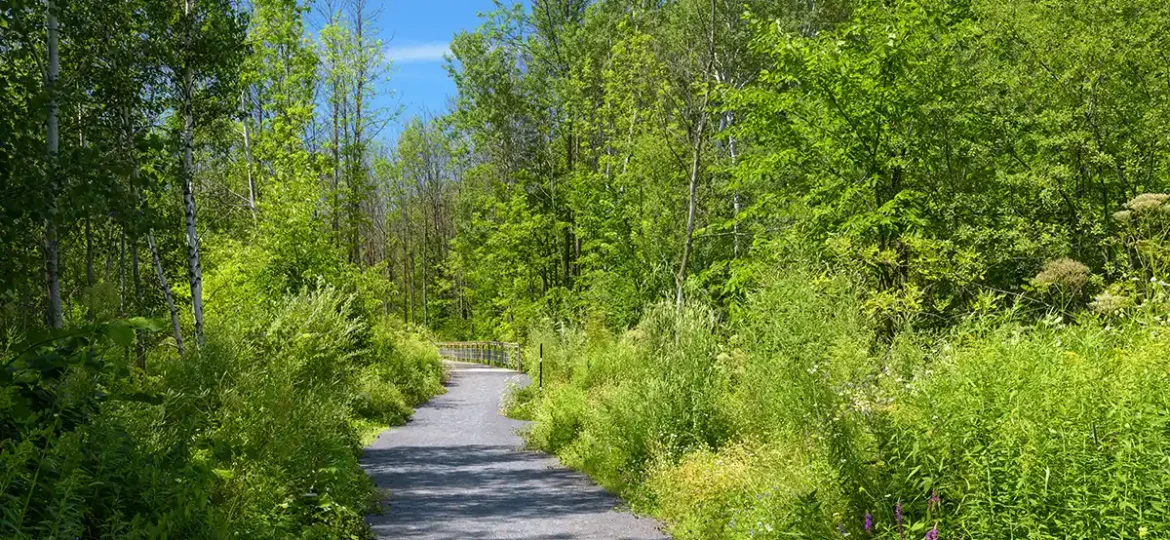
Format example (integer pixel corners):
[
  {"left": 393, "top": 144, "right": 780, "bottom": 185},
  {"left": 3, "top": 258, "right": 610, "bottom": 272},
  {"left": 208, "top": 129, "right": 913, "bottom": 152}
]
[{"left": 361, "top": 363, "right": 667, "bottom": 540}]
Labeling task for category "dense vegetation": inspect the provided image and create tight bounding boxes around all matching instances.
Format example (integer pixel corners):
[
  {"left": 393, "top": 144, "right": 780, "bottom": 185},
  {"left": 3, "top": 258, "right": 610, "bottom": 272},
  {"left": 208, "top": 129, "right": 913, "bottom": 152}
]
[
  {"left": 5, "top": 0, "right": 1170, "bottom": 537},
  {"left": 426, "top": 0, "right": 1168, "bottom": 538},
  {"left": 1, "top": 0, "right": 443, "bottom": 537}
]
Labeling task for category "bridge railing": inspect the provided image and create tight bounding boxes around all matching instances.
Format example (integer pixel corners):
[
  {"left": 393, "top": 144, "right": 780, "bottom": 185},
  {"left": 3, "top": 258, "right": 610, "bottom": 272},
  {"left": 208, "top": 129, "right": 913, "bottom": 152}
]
[{"left": 435, "top": 341, "right": 522, "bottom": 371}]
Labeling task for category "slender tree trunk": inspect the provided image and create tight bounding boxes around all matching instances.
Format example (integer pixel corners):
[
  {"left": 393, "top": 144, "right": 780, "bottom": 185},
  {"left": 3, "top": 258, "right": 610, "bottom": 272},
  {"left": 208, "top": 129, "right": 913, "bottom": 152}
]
[
  {"left": 341, "top": 87, "right": 353, "bottom": 258},
  {"left": 124, "top": 102, "right": 147, "bottom": 365},
  {"left": 181, "top": 0, "right": 205, "bottom": 347},
  {"left": 105, "top": 232, "right": 114, "bottom": 277},
  {"left": 675, "top": 0, "right": 717, "bottom": 308},
  {"left": 408, "top": 249, "right": 416, "bottom": 325},
  {"left": 132, "top": 234, "right": 145, "bottom": 368},
  {"left": 44, "top": 0, "right": 62, "bottom": 329},
  {"left": 148, "top": 232, "right": 184, "bottom": 355},
  {"left": 563, "top": 221, "right": 572, "bottom": 289},
  {"left": 119, "top": 233, "right": 126, "bottom": 315},
  {"left": 621, "top": 110, "right": 638, "bottom": 176},
  {"left": 422, "top": 208, "right": 429, "bottom": 327},
  {"left": 726, "top": 113, "right": 741, "bottom": 258},
  {"left": 676, "top": 114, "right": 706, "bottom": 307},
  {"left": 351, "top": 1, "right": 366, "bottom": 265},
  {"left": 401, "top": 202, "right": 411, "bottom": 324},
  {"left": 86, "top": 218, "right": 95, "bottom": 287},
  {"left": 242, "top": 95, "right": 257, "bottom": 220},
  {"left": 21, "top": 286, "right": 31, "bottom": 334},
  {"left": 331, "top": 86, "right": 341, "bottom": 235},
  {"left": 131, "top": 237, "right": 142, "bottom": 305}
]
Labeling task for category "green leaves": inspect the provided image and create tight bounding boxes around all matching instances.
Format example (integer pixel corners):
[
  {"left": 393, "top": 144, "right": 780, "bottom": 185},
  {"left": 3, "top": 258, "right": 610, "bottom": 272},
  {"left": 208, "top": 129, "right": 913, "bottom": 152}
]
[{"left": 102, "top": 317, "right": 165, "bottom": 347}]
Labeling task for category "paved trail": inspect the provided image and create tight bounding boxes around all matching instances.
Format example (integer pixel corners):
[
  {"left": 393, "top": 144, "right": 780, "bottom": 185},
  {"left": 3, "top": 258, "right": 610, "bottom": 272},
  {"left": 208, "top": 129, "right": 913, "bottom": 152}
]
[{"left": 362, "top": 361, "right": 668, "bottom": 540}]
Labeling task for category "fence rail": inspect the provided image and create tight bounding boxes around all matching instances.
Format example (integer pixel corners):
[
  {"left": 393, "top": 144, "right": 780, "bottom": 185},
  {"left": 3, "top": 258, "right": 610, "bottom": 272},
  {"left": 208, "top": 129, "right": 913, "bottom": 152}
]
[{"left": 435, "top": 341, "right": 523, "bottom": 371}]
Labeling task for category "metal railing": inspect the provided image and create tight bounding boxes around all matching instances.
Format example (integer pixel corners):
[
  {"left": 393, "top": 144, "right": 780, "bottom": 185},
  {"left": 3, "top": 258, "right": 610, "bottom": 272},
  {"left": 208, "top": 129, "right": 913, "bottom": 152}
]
[{"left": 435, "top": 341, "right": 523, "bottom": 371}]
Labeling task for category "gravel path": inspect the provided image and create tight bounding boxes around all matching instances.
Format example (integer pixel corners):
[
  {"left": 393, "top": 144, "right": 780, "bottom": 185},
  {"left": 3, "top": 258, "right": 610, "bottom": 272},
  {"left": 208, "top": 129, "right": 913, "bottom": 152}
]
[{"left": 362, "top": 361, "right": 668, "bottom": 540}]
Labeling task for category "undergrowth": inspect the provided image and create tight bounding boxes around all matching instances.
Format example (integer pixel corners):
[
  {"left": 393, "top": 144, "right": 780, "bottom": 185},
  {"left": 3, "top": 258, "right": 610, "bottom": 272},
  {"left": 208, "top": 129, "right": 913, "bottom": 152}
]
[
  {"left": 511, "top": 267, "right": 1170, "bottom": 539},
  {"left": 1, "top": 271, "right": 443, "bottom": 538}
]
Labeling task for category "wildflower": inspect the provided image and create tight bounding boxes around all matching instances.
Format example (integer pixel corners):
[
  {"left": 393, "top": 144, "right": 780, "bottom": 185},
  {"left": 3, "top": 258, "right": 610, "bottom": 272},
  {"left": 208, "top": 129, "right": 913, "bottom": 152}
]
[
  {"left": 864, "top": 512, "right": 873, "bottom": 533},
  {"left": 924, "top": 524, "right": 939, "bottom": 540},
  {"left": 896, "top": 501, "right": 904, "bottom": 538},
  {"left": 1090, "top": 291, "right": 1133, "bottom": 315},
  {"left": 1032, "top": 258, "right": 1090, "bottom": 291},
  {"left": 1126, "top": 193, "right": 1170, "bottom": 213},
  {"left": 1113, "top": 210, "right": 1133, "bottom": 222},
  {"left": 928, "top": 490, "right": 940, "bottom": 512}
]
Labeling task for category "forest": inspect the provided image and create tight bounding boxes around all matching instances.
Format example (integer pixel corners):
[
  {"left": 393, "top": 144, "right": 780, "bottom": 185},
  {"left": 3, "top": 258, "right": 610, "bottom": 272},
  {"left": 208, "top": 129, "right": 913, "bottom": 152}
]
[{"left": 3, "top": 0, "right": 1170, "bottom": 538}]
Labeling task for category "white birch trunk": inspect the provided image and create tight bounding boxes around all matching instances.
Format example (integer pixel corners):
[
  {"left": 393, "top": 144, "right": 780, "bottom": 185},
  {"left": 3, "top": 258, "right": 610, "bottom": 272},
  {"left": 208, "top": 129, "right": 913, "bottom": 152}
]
[
  {"left": 182, "top": 0, "right": 205, "bottom": 347},
  {"left": 148, "top": 232, "right": 185, "bottom": 355},
  {"left": 44, "top": 0, "right": 62, "bottom": 329}
]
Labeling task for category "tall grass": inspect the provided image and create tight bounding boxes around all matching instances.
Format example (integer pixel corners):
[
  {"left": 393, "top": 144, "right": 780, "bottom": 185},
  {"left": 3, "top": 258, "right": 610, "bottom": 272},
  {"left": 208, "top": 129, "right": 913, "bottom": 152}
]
[{"left": 513, "top": 267, "right": 1170, "bottom": 539}]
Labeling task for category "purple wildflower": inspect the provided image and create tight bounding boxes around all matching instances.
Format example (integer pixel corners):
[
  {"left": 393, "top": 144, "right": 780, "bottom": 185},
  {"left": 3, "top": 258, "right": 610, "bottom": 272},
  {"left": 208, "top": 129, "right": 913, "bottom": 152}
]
[
  {"left": 864, "top": 512, "right": 873, "bottom": 533},
  {"left": 896, "top": 501, "right": 904, "bottom": 538},
  {"left": 924, "top": 524, "right": 939, "bottom": 540},
  {"left": 929, "top": 490, "right": 941, "bottom": 512}
]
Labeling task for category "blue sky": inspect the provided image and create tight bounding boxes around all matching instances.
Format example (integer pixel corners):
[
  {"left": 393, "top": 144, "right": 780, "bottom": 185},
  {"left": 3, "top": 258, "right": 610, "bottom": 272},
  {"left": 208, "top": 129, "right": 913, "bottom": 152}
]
[{"left": 374, "top": 0, "right": 502, "bottom": 141}]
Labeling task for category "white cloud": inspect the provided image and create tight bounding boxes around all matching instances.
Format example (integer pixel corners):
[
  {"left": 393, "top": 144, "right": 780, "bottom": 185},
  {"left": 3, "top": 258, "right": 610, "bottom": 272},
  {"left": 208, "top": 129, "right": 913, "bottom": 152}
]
[{"left": 386, "top": 42, "right": 450, "bottom": 64}]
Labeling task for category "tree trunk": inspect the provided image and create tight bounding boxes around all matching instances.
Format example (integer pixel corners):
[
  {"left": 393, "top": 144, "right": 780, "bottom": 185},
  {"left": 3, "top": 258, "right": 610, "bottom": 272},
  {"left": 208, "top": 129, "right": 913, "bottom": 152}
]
[
  {"left": 84, "top": 217, "right": 95, "bottom": 322},
  {"left": 148, "top": 231, "right": 184, "bottom": 355},
  {"left": 242, "top": 94, "right": 257, "bottom": 220},
  {"left": 408, "top": 249, "right": 416, "bottom": 325},
  {"left": 126, "top": 102, "right": 146, "bottom": 366},
  {"left": 331, "top": 85, "right": 341, "bottom": 235},
  {"left": 351, "top": 1, "right": 366, "bottom": 265},
  {"left": 131, "top": 236, "right": 142, "bottom": 305},
  {"left": 401, "top": 201, "right": 411, "bottom": 324},
  {"left": 86, "top": 218, "right": 95, "bottom": 287},
  {"left": 44, "top": 0, "right": 62, "bottom": 329},
  {"left": 181, "top": 0, "right": 205, "bottom": 347},
  {"left": 675, "top": 114, "right": 706, "bottom": 307},
  {"left": 119, "top": 232, "right": 126, "bottom": 315},
  {"left": 726, "top": 112, "right": 741, "bottom": 259},
  {"left": 422, "top": 206, "right": 429, "bottom": 327},
  {"left": 132, "top": 234, "right": 145, "bottom": 369},
  {"left": 675, "top": 0, "right": 716, "bottom": 308},
  {"left": 563, "top": 220, "right": 572, "bottom": 289}
]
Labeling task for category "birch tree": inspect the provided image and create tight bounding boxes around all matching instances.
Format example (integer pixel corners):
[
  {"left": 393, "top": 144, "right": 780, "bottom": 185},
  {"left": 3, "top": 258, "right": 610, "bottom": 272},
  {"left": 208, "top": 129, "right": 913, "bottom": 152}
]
[
  {"left": 162, "top": 0, "right": 246, "bottom": 347},
  {"left": 44, "top": 0, "right": 62, "bottom": 329}
]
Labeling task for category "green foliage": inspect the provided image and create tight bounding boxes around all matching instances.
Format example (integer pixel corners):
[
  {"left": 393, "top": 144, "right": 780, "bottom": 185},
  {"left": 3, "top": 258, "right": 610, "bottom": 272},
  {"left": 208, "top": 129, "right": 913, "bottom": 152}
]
[
  {"left": 884, "top": 318, "right": 1170, "bottom": 539},
  {"left": 9, "top": 0, "right": 1170, "bottom": 536},
  {"left": 516, "top": 258, "right": 1170, "bottom": 539},
  {"left": 1, "top": 282, "right": 443, "bottom": 539},
  {"left": 515, "top": 303, "right": 732, "bottom": 494}
]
